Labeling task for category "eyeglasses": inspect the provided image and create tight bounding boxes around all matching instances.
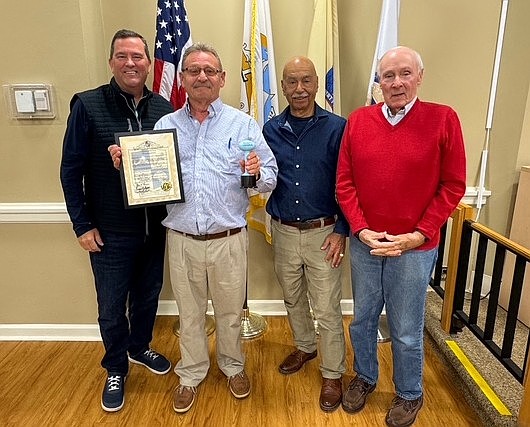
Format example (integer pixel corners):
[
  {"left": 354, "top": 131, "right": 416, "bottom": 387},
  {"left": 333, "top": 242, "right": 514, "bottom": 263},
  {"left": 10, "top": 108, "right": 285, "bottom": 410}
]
[{"left": 182, "top": 66, "right": 222, "bottom": 77}]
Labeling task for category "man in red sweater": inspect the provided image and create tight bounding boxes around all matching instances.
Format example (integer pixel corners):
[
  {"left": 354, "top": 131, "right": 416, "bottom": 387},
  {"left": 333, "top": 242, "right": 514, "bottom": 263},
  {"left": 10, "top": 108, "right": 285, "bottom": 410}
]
[{"left": 336, "top": 46, "right": 466, "bottom": 427}]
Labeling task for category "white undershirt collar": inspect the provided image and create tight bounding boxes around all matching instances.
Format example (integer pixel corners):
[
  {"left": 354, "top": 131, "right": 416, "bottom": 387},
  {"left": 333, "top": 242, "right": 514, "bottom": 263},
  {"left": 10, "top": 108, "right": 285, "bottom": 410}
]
[{"left": 382, "top": 97, "right": 418, "bottom": 125}]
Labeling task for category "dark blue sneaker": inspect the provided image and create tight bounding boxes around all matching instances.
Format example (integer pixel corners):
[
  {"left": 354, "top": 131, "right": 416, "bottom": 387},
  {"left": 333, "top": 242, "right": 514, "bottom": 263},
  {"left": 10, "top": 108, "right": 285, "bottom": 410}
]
[
  {"left": 101, "top": 374, "right": 125, "bottom": 412},
  {"left": 128, "top": 348, "right": 171, "bottom": 375}
]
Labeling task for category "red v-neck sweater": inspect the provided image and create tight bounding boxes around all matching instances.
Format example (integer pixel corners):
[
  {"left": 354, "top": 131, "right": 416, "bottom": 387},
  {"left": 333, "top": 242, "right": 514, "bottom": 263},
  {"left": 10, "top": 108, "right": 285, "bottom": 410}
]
[{"left": 336, "top": 99, "right": 466, "bottom": 250}]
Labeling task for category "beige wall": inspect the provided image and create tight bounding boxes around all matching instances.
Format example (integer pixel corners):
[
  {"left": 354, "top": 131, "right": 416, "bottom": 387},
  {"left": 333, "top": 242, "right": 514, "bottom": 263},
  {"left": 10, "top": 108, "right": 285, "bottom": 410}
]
[{"left": 1, "top": 0, "right": 529, "bottom": 324}]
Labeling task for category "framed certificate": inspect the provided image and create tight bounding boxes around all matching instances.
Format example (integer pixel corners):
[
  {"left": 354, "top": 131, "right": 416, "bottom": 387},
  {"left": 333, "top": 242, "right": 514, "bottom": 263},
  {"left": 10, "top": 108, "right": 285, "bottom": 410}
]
[{"left": 115, "top": 129, "right": 184, "bottom": 208}]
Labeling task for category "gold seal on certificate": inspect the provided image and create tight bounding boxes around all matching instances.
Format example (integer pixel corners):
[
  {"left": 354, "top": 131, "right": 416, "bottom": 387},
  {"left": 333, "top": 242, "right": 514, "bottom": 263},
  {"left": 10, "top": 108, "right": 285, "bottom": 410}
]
[{"left": 115, "top": 129, "right": 184, "bottom": 208}]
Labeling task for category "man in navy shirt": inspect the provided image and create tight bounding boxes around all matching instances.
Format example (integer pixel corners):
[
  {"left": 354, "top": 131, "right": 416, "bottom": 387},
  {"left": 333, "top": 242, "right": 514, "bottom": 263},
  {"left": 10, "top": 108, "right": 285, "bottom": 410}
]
[{"left": 263, "top": 56, "right": 348, "bottom": 412}]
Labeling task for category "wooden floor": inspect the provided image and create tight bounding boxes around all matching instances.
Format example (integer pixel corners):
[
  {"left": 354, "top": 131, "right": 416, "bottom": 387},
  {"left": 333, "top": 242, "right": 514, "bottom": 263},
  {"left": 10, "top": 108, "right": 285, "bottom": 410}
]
[{"left": 0, "top": 316, "right": 482, "bottom": 426}]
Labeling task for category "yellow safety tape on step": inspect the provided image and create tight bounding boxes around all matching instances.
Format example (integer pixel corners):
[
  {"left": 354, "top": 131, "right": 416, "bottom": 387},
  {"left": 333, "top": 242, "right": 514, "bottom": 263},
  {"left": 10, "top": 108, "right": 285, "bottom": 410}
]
[{"left": 446, "top": 340, "right": 511, "bottom": 416}]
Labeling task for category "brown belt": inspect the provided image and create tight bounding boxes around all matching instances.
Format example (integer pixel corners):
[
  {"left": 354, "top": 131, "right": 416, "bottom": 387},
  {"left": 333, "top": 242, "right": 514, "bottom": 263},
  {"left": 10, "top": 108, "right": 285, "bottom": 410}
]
[
  {"left": 171, "top": 227, "right": 242, "bottom": 241},
  {"left": 271, "top": 216, "right": 336, "bottom": 230}
]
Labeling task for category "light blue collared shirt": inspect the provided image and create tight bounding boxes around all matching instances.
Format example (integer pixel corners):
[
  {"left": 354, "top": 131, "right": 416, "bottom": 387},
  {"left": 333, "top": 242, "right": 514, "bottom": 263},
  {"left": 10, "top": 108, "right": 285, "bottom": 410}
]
[
  {"left": 155, "top": 98, "right": 278, "bottom": 235},
  {"left": 382, "top": 97, "right": 418, "bottom": 125}
]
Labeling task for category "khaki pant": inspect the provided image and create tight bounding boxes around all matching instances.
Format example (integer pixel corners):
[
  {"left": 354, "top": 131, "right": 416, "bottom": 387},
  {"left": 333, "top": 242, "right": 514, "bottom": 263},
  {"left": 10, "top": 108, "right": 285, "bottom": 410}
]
[
  {"left": 271, "top": 221, "right": 346, "bottom": 379},
  {"left": 167, "top": 228, "right": 247, "bottom": 386}
]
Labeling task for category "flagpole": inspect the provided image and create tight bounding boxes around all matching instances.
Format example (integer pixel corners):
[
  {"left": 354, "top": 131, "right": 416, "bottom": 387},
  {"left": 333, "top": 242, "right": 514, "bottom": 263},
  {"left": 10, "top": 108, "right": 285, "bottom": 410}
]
[
  {"left": 241, "top": 1, "right": 268, "bottom": 337},
  {"left": 240, "top": 281, "right": 267, "bottom": 339},
  {"left": 241, "top": 226, "right": 267, "bottom": 339}
]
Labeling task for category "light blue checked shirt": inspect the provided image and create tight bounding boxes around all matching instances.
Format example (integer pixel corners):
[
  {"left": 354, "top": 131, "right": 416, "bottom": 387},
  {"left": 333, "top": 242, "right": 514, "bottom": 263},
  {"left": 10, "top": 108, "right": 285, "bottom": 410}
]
[{"left": 155, "top": 98, "right": 278, "bottom": 235}]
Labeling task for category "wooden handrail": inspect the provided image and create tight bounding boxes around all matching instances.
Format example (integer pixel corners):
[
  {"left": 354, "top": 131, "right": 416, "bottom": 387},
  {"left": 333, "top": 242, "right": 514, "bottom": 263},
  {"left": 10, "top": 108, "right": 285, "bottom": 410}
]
[
  {"left": 468, "top": 222, "right": 530, "bottom": 260},
  {"left": 440, "top": 203, "right": 475, "bottom": 332}
]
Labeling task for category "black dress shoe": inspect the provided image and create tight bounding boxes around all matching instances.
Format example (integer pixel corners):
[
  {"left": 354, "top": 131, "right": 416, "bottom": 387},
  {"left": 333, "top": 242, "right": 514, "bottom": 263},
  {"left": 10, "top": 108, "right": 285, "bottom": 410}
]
[
  {"left": 278, "top": 349, "right": 317, "bottom": 375},
  {"left": 319, "top": 377, "right": 342, "bottom": 412}
]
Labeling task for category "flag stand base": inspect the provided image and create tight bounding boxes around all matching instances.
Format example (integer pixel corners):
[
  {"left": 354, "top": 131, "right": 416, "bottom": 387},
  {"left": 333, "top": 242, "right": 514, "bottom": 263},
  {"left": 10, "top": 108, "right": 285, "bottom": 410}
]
[
  {"left": 173, "top": 314, "right": 216, "bottom": 337},
  {"left": 377, "top": 314, "right": 391, "bottom": 343},
  {"left": 240, "top": 308, "right": 267, "bottom": 339}
]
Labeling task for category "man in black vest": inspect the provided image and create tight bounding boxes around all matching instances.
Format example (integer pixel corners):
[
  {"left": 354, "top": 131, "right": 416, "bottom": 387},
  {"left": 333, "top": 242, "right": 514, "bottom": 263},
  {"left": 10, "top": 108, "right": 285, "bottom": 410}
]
[{"left": 60, "top": 29, "right": 174, "bottom": 412}]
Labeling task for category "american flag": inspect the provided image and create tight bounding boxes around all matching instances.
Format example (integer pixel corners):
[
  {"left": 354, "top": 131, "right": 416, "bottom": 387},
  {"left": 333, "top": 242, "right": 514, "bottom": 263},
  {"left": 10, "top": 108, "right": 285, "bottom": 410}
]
[{"left": 153, "top": 0, "right": 192, "bottom": 109}]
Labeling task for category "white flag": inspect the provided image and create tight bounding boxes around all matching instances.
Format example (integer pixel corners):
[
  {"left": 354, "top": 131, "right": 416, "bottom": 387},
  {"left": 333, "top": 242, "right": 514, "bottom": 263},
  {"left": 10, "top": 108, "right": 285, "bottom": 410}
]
[
  {"left": 240, "top": 0, "right": 279, "bottom": 242},
  {"left": 366, "top": 0, "right": 400, "bottom": 105},
  {"left": 240, "top": 0, "right": 279, "bottom": 128},
  {"left": 307, "top": 0, "right": 341, "bottom": 114}
]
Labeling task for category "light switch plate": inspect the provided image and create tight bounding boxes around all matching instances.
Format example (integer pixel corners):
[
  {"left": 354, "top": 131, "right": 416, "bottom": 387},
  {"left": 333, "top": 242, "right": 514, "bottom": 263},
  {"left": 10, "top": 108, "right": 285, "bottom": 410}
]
[
  {"left": 3, "top": 84, "right": 56, "bottom": 119},
  {"left": 14, "top": 90, "right": 35, "bottom": 113}
]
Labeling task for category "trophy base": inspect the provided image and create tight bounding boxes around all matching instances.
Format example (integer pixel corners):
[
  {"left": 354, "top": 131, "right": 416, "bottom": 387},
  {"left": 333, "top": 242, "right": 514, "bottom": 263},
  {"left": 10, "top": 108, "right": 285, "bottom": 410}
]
[{"left": 241, "top": 174, "right": 257, "bottom": 189}]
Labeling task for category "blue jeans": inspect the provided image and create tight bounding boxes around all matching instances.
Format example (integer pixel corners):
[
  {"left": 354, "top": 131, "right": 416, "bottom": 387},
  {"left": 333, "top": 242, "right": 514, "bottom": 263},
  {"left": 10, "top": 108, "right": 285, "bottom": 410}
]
[
  {"left": 90, "top": 230, "right": 165, "bottom": 375},
  {"left": 349, "top": 236, "right": 437, "bottom": 400}
]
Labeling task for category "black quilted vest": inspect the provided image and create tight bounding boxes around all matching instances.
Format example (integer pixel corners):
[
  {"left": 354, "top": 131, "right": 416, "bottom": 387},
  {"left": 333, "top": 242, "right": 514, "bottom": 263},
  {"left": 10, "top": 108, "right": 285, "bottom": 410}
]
[{"left": 73, "top": 78, "right": 174, "bottom": 235}]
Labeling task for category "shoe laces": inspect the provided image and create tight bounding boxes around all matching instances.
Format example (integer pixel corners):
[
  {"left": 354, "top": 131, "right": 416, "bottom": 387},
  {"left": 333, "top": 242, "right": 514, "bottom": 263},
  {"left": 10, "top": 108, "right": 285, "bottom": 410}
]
[
  {"left": 392, "top": 396, "right": 420, "bottom": 412},
  {"left": 229, "top": 371, "right": 246, "bottom": 382},
  {"left": 143, "top": 349, "right": 159, "bottom": 360},
  {"left": 176, "top": 385, "right": 196, "bottom": 394},
  {"left": 349, "top": 377, "right": 371, "bottom": 392},
  {"left": 228, "top": 371, "right": 248, "bottom": 387},
  {"left": 107, "top": 375, "right": 122, "bottom": 391}
]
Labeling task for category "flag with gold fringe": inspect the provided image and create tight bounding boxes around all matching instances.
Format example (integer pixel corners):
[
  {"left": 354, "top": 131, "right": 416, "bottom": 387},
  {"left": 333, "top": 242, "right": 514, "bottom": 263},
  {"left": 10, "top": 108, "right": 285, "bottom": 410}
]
[
  {"left": 240, "top": 0, "right": 279, "bottom": 243},
  {"left": 366, "top": 0, "right": 400, "bottom": 105},
  {"left": 307, "top": 0, "right": 341, "bottom": 114}
]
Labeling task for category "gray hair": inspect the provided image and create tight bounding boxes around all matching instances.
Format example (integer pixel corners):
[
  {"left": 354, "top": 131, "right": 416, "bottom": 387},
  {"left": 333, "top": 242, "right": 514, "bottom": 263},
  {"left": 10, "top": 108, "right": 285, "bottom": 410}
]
[
  {"left": 376, "top": 46, "right": 423, "bottom": 78},
  {"left": 182, "top": 42, "right": 223, "bottom": 70}
]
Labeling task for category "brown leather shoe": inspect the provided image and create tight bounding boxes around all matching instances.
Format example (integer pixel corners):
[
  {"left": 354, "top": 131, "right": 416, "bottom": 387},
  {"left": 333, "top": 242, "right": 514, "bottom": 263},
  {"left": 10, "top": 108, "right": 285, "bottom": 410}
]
[
  {"left": 278, "top": 349, "right": 317, "bottom": 375},
  {"left": 342, "top": 376, "right": 376, "bottom": 413},
  {"left": 319, "top": 377, "right": 342, "bottom": 412},
  {"left": 173, "top": 384, "right": 197, "bottom": 413},
  {"left": 385, "top": 395, "right": 423, "bottom": 427}
]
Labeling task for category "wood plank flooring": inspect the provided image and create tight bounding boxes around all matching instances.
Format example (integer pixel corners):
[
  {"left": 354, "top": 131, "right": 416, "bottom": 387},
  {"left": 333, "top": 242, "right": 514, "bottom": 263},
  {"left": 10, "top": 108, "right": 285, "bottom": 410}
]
[{"left": 0, "top": 316, "right": 482, "bottom": 426}]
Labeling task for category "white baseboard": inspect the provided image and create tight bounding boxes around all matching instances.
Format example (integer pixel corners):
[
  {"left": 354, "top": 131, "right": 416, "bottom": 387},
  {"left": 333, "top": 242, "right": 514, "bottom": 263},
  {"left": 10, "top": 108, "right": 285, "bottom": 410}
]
[
  {"left": 0, "top": 324, "right": 102, "bottom": 341},
  {"left": 0, "top": 299, "right": 354, "bottom": 341}
]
